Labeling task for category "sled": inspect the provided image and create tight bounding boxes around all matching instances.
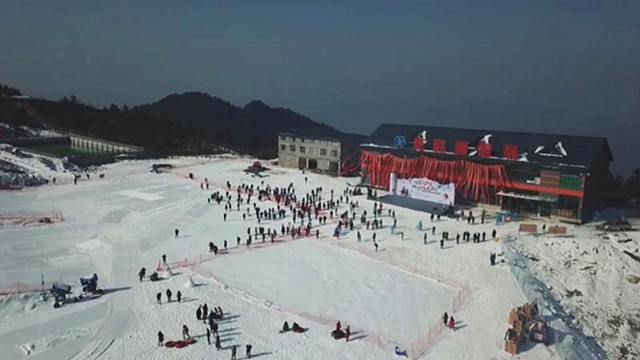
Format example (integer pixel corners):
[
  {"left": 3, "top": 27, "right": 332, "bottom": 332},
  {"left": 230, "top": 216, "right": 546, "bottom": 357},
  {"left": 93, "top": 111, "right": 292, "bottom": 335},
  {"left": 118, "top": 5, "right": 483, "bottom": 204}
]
[{"left": 165, "top": 338, "right": 196, "bottom": 349}]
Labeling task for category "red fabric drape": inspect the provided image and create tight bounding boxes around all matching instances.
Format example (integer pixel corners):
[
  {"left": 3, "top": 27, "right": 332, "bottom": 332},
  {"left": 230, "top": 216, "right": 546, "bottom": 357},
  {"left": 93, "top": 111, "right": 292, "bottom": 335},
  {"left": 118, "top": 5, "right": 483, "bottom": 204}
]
[{"left": 360, "top": 150, "right": 511, "bottom": 203}]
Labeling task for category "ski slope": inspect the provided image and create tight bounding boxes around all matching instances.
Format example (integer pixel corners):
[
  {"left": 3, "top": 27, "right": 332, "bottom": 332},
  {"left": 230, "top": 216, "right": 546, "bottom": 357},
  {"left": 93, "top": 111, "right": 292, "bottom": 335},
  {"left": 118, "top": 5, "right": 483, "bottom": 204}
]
[{"left": 0, "top": 155, "right": 617, "bottom": 359}]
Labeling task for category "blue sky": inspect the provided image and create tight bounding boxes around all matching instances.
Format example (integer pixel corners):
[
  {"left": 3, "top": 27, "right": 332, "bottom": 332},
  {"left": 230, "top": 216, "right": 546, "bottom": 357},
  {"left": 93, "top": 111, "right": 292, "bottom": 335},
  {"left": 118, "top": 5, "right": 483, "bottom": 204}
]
[{"left": 1, "top": 1, "right": 638, "bottom": 173}]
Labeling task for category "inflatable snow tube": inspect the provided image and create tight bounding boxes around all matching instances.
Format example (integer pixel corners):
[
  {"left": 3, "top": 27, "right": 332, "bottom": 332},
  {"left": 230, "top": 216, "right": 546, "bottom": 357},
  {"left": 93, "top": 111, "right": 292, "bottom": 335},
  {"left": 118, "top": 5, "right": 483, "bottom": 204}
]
[
  {"left": 165, "top": 341, "right": 176, "bottom": 348},
  {"left": 173, "top": 341, "right": 186, "bottom": 349}
]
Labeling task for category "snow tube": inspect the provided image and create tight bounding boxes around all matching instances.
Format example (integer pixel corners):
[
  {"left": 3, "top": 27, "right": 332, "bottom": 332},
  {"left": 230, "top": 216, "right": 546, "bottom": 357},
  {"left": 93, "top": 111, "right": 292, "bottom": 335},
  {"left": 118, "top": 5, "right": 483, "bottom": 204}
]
[
  {"left": 174, "top": 341, "right": 186, "bottom": 349},
  {"left": 165, "top": 341, "right": 176, "bottom": 348}
]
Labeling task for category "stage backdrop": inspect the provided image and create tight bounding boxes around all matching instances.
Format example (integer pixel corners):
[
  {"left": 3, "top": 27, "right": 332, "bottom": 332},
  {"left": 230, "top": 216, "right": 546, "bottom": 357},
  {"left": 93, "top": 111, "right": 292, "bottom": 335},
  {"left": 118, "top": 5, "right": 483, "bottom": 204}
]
[{"left": 389, "top": 173, "right": 455, "bottom": 205}]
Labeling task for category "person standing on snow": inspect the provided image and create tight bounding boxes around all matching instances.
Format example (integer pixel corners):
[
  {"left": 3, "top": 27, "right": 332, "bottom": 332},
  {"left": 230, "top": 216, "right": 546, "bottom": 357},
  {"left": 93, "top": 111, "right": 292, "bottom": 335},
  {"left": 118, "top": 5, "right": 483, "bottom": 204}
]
[
  {"left": 448, "top": 316, "right": 455, "bottom": 330},
  {"left": 206, "top": 328, "right": 211, "bottom": 345},
  {"left": 357, "top": 231, "right": 361, "bottom": 242},
  {"left": 345, "top": 326, "right": 351, "bottom": 342},
  {"left": 202, "top": 304, "right": 208, "bottom": 323},
  {"left": 174, "top": 229, "right": 179, "bottom": 238},
  {"left": 166, "top": 289, "right": 172, "bottom": 303},
  {"left": 231, "top": 345, "right": 237, "bottom": 360},
  {"left": 157, "top": 331, "right": 164, "bottom": 346},
  {"left": 138, "top": 267, "right": 146, "bottom": 282},
  {"left": 177, "top": 290, "right": 182, "bottom": 303},
  {"left": 182, "top": 324, "right": 191, "bottom": 340},
  {"left": 374, "top": 242, "right": 379, "bottom": 252},
  {"left": 443, "top": 312, "right": 449, "bottom": 326},
  {"left": 156, "top": 292, "right": 161, "bottom": 304},
  {"left": 246, "top": 344, "right": 252, "bottom": 358},
  {"left": 215, "top": 334, "right": 221, "bottom": 350},
  {"left": 196, "top": 306, "right": 202, "bottom": 321}
]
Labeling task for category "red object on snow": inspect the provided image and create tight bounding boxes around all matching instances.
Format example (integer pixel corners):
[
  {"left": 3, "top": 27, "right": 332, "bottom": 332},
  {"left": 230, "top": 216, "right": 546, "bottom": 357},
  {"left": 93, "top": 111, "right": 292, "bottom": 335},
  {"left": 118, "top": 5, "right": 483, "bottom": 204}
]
[{"left": 165, "top": 338, "right": 196, "bottom": 349}]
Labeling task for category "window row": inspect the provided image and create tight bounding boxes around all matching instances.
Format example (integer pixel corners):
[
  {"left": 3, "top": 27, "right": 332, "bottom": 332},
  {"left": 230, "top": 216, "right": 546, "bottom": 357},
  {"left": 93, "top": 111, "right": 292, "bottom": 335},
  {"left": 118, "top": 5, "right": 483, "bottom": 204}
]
[
  {"left": 279, "top": 144, "right": 337, "bottom": 157},
  {"left": 279, "top": 135, "right": 338, "bottom": 146}
]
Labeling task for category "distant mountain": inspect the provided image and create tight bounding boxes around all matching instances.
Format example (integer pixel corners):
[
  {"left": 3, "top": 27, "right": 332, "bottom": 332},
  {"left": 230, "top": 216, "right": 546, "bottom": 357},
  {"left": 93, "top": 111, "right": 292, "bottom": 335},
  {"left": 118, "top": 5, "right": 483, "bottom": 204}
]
[
  {"left": 0, "top": 88, "right": 223, "bottom": 156},
  {"left": 133, "top": 92, "right": 343, "bottom": 157}
]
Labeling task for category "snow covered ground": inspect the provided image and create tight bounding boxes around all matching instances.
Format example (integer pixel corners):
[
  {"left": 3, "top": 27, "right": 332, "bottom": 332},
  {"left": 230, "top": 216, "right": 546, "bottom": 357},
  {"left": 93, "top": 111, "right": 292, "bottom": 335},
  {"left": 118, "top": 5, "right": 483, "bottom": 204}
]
[{"left": 0, "top": 155, "right": 632, "bottom": 359}]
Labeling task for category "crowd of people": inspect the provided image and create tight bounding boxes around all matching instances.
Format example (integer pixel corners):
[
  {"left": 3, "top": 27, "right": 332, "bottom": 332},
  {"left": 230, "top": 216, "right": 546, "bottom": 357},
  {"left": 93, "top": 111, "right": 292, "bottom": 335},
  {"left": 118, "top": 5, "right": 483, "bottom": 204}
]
[{"left": 138, "top": 167, "right": 505, "bottom": 358}]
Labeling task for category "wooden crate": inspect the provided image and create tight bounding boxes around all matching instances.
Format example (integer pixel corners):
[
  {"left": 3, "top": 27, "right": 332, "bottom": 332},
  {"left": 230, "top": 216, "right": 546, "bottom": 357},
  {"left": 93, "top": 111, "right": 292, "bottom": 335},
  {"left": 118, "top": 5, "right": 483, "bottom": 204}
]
[
  {"left": 549, "top": 226, "right": 567, "bottom": 235},
  {"left": 519, "top": 224, "right": 538, "bottom": 233}
]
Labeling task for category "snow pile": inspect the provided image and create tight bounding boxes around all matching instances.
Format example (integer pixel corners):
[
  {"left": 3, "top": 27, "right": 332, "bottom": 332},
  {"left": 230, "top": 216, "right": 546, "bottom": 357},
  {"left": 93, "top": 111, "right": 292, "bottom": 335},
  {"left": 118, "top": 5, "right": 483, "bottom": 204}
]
[
  {"left": 507, "top": 228, "right": 640, "bottom": 359},
  {"left": 0, "top": 144, "right": 77, "bottom": 186},
  {"left": 184, "top": 275, "right": 196, "bottom": 288}
]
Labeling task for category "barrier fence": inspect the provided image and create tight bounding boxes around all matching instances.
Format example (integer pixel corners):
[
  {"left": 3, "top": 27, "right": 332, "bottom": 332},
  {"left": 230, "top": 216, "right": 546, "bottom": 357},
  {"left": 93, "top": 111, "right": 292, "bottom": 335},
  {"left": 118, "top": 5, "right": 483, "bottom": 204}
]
[
  {"left": 501, "top": 234, "right": 607, "bottom": 360},
  {"left": 0, "top": 211, "right": 64, "bottom": 228},
  {"left": 0, "top": 280, "right": 50, "bottom": 295},
  {"left": 159, "top": 230, "right": 473, "bottom": 359}
]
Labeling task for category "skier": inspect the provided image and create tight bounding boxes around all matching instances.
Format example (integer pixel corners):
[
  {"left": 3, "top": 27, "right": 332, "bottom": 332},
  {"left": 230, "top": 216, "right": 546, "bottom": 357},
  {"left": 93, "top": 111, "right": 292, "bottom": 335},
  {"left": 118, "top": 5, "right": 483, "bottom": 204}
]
[
  {"left": 182, "top": 324, "right": 191, "bottom": 340},
  {"left": 206, "top": 328, "right": 211, "bottom": 345},
  {"left": 215, "top": 333, "right": 221, "bottom": 350},
  {"left": 177, "top": 290, "right": 182, "bottom": 303},
  {"left": 395, "top": 346, "right": 408, "bottom": 358},
  {"left": 156, "top": 292, "right": 161, "bottom": 304},
  {"left": 174, "top": 229, "right": 179, "bottom": 238},
  {"left": 231, "top": 345, "right": 237, "bottom": 360},
  {"left": 157, "top": 331, "right": 164, "bottom": 346},
  {"left": 166, "top": 289, "right": 172, "bottom": 303},
  {"left": 246, "top": 344, "right": 252, "bottom": 358},
  {"left": 138, "top": 267, "right": 146, "bottom": 282}
]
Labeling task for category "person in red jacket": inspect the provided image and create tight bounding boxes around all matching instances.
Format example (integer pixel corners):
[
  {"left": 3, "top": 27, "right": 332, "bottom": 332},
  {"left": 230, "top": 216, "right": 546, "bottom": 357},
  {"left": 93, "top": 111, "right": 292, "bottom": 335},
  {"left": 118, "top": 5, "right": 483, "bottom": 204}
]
[
  {"left": 448, "top": 316, "right": 456, "bottom": 330},
  {"left": 335, "top": 321, "right": 341, "bottom": 332}
]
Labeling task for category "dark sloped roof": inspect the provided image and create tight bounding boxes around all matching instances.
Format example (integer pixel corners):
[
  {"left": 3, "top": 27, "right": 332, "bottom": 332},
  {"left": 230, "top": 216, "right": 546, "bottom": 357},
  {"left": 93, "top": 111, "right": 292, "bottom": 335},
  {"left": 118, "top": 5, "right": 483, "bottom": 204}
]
[{"left": 365, "top": 123, "right": 613, "bottom": 169}]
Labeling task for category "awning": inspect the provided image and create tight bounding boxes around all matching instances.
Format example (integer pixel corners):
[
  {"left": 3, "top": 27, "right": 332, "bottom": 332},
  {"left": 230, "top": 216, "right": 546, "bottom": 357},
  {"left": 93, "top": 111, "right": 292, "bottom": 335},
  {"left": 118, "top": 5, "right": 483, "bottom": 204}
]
[{"left": 497, "top": 191, "right": 556, "bottom": 202}]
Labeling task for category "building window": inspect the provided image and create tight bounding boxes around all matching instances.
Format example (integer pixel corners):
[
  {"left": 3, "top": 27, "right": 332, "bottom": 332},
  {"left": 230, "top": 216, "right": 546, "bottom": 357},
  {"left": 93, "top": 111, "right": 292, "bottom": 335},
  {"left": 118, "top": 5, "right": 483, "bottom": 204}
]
[
  {"left": 320, "top": 148, "right": 327, "bottom": 156},
  {"left": 280, "top": 144, "right": 286, "bottom": 151},
  {"left": 289, "top": 145, "right": 296, "bottom": 152},
  {"left": 309, "top": 148, "right": 315, "bottom": 155},
  {"left": 299, "top": 146, "right": 306, "bottom": 153},
  {"left": 300, "top": 138, "right": 305, "bottom": 143},
  {"left": 331, "top": 150, "right": 338, "bottom": 157},
  {"left": 279, "top": 135, "right": 286, "bottom": 141}
]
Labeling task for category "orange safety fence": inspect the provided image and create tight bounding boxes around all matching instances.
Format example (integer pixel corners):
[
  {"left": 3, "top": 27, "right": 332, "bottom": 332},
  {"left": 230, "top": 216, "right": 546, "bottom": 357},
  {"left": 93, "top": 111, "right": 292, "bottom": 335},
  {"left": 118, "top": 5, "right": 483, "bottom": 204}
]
[
  {"left": 0, "top": 281, "right": 51, "bottom": 296},
  {"left": 0, "top": 211, "right": 64, "bottom": 228}
]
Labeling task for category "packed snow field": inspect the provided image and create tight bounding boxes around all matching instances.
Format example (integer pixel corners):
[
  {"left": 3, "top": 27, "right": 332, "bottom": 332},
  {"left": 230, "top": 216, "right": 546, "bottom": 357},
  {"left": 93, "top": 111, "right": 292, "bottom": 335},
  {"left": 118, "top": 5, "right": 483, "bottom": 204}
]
[{"left": 0, "top": 154, "right": 637, "bottom": 359}]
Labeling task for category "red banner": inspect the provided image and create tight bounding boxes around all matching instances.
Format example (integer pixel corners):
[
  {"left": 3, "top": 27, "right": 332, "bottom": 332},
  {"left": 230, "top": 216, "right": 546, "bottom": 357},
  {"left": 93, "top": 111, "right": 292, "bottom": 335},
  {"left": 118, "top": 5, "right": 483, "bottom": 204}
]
[
  {"left": 454, "top": 141, "right": 468, "bottom": 156},
  {"left": 433, "top": 139, "right": 446, "bottom": 153},
  {"left": 503, "top": 144, "right": 519, "bottom": 160},
  {"left": 478, "top": 142, "right": 492, "bottom": 157},
  {"left": 413, "top": 136, "right": 425, "bottom": 151}
]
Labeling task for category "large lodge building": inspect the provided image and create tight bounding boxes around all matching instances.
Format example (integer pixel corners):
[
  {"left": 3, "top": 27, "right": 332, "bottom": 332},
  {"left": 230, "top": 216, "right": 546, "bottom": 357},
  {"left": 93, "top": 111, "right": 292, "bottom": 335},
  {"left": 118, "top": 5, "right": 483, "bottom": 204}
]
[{"left": 359, "top": 124, "right": 613, "bottom": 224}]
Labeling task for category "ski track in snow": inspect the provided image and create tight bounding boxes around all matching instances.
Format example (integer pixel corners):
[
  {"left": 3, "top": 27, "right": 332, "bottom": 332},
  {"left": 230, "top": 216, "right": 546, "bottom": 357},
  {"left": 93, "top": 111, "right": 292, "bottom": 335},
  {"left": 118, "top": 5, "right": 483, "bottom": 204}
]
[{"left": 1, "top": 155, "right": 633, "bottom": 359}]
